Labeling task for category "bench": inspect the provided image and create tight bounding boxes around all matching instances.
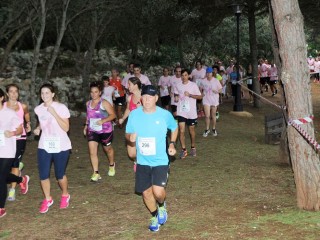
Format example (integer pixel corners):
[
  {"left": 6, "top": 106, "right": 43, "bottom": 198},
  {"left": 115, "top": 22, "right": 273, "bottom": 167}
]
[{"left": 265, "top": 113, "right": 284, "bottom": 144}]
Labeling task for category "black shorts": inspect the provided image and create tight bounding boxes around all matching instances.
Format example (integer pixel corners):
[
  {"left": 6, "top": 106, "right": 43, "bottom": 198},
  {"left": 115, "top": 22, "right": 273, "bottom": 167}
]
[
  {"left": 171, "top": 105, "right": 177, "bottom": 113},
  {"left": 113, "top": 96, "right": 126, "bottom": 106},
  {"left": 177, "top": 116, "right": 198, "bottom": 126},
  {"left": 12, "top": 139, "right": 26, "bottom": 168},
  {"left": 269, "top": 80, "right": 277, "bottom": 85},
  {"left": 161, "top": 96, "right": 170, "bottom": 107},
  {"left": 135, "top": 164, "right": 169, "bottom": 193},
  {"left": 247, "top": 84, "right": 253, "bottom": 91},
  {"left": 260, "top": 77, "right": 269, "bottom": 85},
  {"left": 87, "top": 131, "right": 113, "bottom": 146}
]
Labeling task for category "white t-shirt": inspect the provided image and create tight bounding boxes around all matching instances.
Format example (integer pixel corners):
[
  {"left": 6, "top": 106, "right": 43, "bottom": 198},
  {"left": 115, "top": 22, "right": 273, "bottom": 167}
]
[{"left": 102, "top": 86, "right": 115, "bottom": 105}]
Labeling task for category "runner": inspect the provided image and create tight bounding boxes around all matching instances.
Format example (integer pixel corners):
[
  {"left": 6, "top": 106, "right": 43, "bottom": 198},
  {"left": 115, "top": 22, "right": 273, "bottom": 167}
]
[
  {"left": 174, "top": 69, "right": 202, "bottom": 158},
  {"left": 101, "top": 76, "right": 115, "bottom": 106},
  {"left": 0, "top": 88, "right": 29, "bottom": 218},
  {"left": 109, "top": 68, "right": 125, "bottom": 127},
  {"left": 268, "top": 61, "right": 278, "bottom": 96},
  {"left": 118, "top": 77, "right": 142, "bottom": 171},
  {"left": 126, "top": 84, "right": 178, "bottom": 232},
  {"left": 169, "top": 66, "right": 182, "bottom": 117},
  {"left": 133, "top": 64, "right": 151, "bottom": 86},
  {"left": 122, "top": 62, "right": 135, "bottom": 92},
  {"left": 158, "top": 67, "right": 171, "bottom": 110},
  {"left": 200, "top": 67, "right": 223, "bottom": 137},
  {"left": 83, "top": 81, "right": 116, "bottom": 182},
  {"left": 4, "top": 84, "right": 31, "bottom": 201},
  {"left": 33, "top": 83, "right": 71, "bottom": 213},
  {"left": 190, "top": 60, "right": 206, "bottom": 117}
]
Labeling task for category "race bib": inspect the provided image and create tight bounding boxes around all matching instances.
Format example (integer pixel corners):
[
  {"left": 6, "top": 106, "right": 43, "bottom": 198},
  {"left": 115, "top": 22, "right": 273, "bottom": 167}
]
[
  {"left": 0, "top": 130, "right": 5, "bottom": 147},
  {"left": 114, "top": 90, "right": 120, "bottom": 98},
  {"left": 44, "top": 137, "right": 61, "bottom": 153},
  {"left": 138, "top": 137, "right": 156, "bottom": 156},
  {"left": 180, "top": 100, "right": 190, "bottom": 112},
  {"left": 247, "top": 79, "right": 252, "bottom": 85},
  {"left": 163, "top": 86, "right": 169, "bottom": 95},
  {"left": 196, "top": 79, "right": 202, "bottom": 87},
  {"left": 90, "top": 118, "right": 103, "bottom": 131}
]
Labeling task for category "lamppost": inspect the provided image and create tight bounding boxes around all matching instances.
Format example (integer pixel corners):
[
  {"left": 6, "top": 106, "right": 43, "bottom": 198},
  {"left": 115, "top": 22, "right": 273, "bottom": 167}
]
[{"left": 231, "top": 3, "right": 244, "bottom": 112}]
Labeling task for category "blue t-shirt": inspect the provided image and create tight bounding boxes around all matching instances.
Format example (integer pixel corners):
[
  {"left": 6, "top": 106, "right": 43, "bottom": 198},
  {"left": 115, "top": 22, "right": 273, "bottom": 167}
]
[{"left": 126, "top": 106, "right": 178, "bottom": 166}]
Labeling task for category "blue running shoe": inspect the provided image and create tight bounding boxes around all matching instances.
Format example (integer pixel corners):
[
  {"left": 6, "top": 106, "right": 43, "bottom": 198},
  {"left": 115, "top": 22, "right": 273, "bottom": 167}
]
[
  {"left": 158, "top": 203, "right": 167, "bottom": 225},
  {"left": 149, "top": 216, "right": 160, "bottom": 232}
]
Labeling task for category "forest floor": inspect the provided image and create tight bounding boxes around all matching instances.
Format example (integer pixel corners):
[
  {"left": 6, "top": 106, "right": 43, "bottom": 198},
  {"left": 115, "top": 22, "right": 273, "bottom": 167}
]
[{"left": 1, "top": 82, "right": 320, "bottom": 240}]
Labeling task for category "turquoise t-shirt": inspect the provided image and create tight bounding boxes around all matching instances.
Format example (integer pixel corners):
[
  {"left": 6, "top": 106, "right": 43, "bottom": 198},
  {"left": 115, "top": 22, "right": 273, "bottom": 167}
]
[{"left": 126, "top": 106, "right": 178, "bottom": 166}]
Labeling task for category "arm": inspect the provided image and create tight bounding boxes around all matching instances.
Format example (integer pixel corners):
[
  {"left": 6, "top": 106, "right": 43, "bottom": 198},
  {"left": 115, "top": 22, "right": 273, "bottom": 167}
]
[
  {"left": 119, "top": 95, "right": 131, "bottom": 125},
  {"left": 97, "top": 100, "right": 116, "bottom": 125},
  {"left": 5, "top": 124, "right": 23, "bottom": 138},
  {"left": 168, "top": 126, "right": 178, "bottom": 156},
  {"left": 47, "top": 105, "right": 70, "bottom": 132},
  {"left": 22, "top": 103, "right": 31, "bottom": 132},
  {"left": 185, "top": 91, "right": 203, "bottom": 100}
]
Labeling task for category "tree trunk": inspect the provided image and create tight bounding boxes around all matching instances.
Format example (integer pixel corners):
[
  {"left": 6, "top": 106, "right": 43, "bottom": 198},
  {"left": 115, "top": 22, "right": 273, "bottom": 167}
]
[
  {"left": 271, "top": 0, "right": 320, "bottom": 210},
  {"left": 30, "top": 0, "right": 46, "bottom": 113},
  {"left": 44, "top": 0, "right": 70, "bottom": 81},
  {"left": 247, "top": 1, "right": 260, "bottom": 108},
  {"left": 0, "top": 25, "right": 30, "bottom": 71}
]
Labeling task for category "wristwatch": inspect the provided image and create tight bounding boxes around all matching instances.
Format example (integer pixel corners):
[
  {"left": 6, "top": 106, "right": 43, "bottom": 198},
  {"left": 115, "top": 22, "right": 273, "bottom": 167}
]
[{"left": 169, "top": 141, "right": 176, "bottom": 146}]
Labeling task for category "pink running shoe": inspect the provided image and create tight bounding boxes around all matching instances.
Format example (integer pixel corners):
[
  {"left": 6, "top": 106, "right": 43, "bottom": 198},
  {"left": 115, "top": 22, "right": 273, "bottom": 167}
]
[
  {"left": 20, "top": 175, "right": 30, "bottom": 194},
  {"left": 39, "top": 198, "right": 54, "bottom": 213},
  {"left": 0, "top": 208, "right": 6, "bottom": 218},
  {"left": 133, "top": 162, "right": 137, "bottom": 173},
  {"left": 60, "top": 194, "right": 70, "bottom": 209}
]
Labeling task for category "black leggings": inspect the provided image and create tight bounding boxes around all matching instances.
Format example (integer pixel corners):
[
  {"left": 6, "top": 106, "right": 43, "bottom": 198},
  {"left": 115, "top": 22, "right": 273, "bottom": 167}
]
[{"left": 0, "top": 158, "right": 23, "bottom": 208}]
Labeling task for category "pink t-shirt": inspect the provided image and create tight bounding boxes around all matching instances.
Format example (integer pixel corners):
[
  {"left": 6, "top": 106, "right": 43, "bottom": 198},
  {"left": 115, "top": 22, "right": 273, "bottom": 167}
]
[
  {"left": 0, "top": 108, "right": 22, "bottom": 158},
  {"left": 314, "top": 61, "right": 320, "bottom": 73},
  {"left": 308, "top": 58, "right": 314, "bottom": 70},
  {"left": 35, "top": 102, "right": 72, "bottom": 152},
  {"left": 174, "top": 81, "right": 201, "bottom": 119},
  {"left": 169, "top": 76, "right": 181, "bottom": 106},
  {"left": 191, "top": 68, "right": 206, "bottom": 80},
  {"left": 3, "top": 102, "right": 26, "bottom": 139},
  {"left": 102, "top": 86, "right": 115, "bottom": 105},
  {"left": 259, "top": 63, "right": 268, "bottom": 77},
  {"left": 138, "top": 74, "right": 151, "bottom": 86},
  {"left": 268, "top": 65, "right": 278, "bottom": 81},
  {"left": 201, "top": 78, "right": 222, "bottom": 107},
  {"left": 122, "top": 73, "right": 134, "bottom": 89},
  {"left": 158, "top": 75, "right": 171, "bottom": 97}
]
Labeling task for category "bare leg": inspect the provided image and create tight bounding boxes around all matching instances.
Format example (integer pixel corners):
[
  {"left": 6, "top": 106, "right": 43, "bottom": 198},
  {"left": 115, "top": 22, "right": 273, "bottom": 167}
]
[
  {"left": 203, "top": 105, "right": 211, "bottom": 130},
  {"left": 40, "top": 179, "right": 51, "bottom": 199},
  {"left": 102, "top": 145, "right": 114, "bottom": 165},
  {"left": 178, "top": 122, "right": 186, "bottom": 149},
  {"left": 58, "top": 175, "right": 68, "bottom": 196},
  {"left": 88, "top": 141, "right": 99, "bottom": 172},
  {"left": 211, "top": 106, "right": 217, "bottom": 130},
  {"left": 188, "top": 125, "right": 196, "bottom": 148}
]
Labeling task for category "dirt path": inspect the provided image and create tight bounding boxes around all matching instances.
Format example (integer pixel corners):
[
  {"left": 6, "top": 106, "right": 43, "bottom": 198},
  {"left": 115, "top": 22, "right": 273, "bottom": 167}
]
[{"left": 1, "top": 84, "right": 320, "bottom": 239}]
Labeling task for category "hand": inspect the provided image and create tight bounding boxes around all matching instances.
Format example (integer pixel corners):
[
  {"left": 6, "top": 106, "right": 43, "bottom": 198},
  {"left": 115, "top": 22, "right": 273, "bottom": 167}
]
[
  {"left": 168, "top": 145, "right": 176, "bottom": 156},
  {"left": 96, "top": 120, "right": 103, "bottom": 125},
  {"left": 4, "top": 130, "right": 13, "bottom": 138},
  {"left": 184, "top": 91, "right": 190, "bottom": 97},
  {"left": 26, "top": 122, "right": 31, "bottom": 133},
  {"left": 119, "top": 118, "right": 124, "bottom": 125},
  {"left": 33, "top": 127, "right": 41, "bottom": 136},
  {"left": 83, "top": 126, "right": 87, "bottom": 136},
  {"left": 129, "top": 133, "right": 137, "bottom": 142},
  {"left": 47, "top": 105, "right": 56, "bottom": 116}
]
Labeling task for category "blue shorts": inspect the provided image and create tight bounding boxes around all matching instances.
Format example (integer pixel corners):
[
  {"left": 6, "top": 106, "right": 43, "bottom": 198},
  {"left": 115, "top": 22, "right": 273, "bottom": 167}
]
[{"left": 38, "top": 149, "right": 70, "bottom": 180}]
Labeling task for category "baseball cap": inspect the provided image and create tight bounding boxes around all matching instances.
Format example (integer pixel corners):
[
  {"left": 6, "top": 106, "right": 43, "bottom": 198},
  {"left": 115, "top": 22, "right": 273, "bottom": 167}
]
[
  {"left": 141, "top": 85, "right": 157, "bottom": 96},
  {"left": 206, "top": 67, "right": 213, "bottom": 73}
]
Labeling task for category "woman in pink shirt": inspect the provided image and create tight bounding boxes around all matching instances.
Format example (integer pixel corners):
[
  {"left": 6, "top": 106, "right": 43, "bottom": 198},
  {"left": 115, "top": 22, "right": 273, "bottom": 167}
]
[
  {"left": 34, "top": 83, "right": 72, "bottom": 214},
  {"left": 0, "top": 88, "right": 29, "bottom": 218},
  {"left": 158, "top": 67, "right": 171, "bottom": 110},
  {"left": 268, "top": 61, "right": 278, "bottom": 96},
  {"left": 4, "top": 84, "right": 31, "bottom": 201},
  {"left": 201, "top": 67, "right": 223, "bottom": 137}
]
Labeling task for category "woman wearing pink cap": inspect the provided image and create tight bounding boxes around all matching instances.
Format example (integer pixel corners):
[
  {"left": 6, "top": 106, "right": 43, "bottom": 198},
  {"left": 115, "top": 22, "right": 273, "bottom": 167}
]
[{"left": 201, "top": 67, "right": 222, "bottom": 137}]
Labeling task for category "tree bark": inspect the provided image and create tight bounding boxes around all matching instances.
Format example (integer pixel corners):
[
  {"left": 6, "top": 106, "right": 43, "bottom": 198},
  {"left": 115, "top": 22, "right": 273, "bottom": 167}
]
[
  {"left": 0, "top": 25, "right": 30, "bottom": 71},
  {"left": 44, "top": 0, "right": 70, "bottom": 81},
  {"left": 271, "top": 0, "right": 320, "bottom": 210},
  {"left": 247, "top": 1, "right": 261, "bottom": 108}
]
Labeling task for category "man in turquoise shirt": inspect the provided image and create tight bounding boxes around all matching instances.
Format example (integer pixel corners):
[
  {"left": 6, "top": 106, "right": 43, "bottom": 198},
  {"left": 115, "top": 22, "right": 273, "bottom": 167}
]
[{"left": 126, "top": 85, "right": 178, "bottom": 232}]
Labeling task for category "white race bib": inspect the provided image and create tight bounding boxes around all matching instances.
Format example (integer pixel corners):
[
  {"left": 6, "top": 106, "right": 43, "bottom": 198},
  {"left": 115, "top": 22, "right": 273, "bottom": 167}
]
[
  {"left": 180, "top": 100, "right": 190, "bottom": 112},
  {"left": 114, "top": 90, "right": 120, "bottom": 98},
  {"left": 196, "top": 79, "right": 202, "bottom": 87},
  {"left": 44, "top": 137, "right": 61, "bottom": 153},
  {"left": 138, "top": 137, "right": 156, "bottom": 156},
  {"left": 247, "top": 79, "right": 252, "bottom": 85},
  {"left": 0, "top": 130, "right": 5, "bottom": 147},
  {"left": 163, "top": 86, "right": 169, "bottom": 95},
  {"left": 90, "top": 118, "right": 103, "bottom": 131}
]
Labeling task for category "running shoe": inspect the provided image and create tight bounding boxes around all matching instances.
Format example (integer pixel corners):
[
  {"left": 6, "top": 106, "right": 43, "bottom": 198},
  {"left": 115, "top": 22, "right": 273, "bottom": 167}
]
[
  {"left": 39, "top": 198, "right": 54, "bottom": 213},
  {"left": 19, "top": 162, "right": 24, "bottom": 171},
  {"left": 7, "top": 188, "right": 16, "bottom": 201},
  {"left": 158, "top": 203, "right": 168, "bottom": 225},
  {"left": 149, "top": 216, "right": 160, "bottom": 232},
  {"left": 108, "top": 164, "right": 116, "bottom": 177},
  {"left": 133, "top": 161, "right": 137, "bottom": 173},
  {"left": 190, "top": 148, "right": 197, "bottom": 157},
  {"left": 203, "top": 129, "right": 210, "bottom": 137},
  {"left": 212, "top": 129, "right": 218, "bottom": 137},
  {"left": 216, "top": 112, "right": 220, "bottom": 120},
  {"left": 60, "top": 194, "right": 70, "bottom": 209},
  {"left": 90, "top": 173, "right": 101, "bottom": 182},
  {"left": 0, "top": 208, "right": 6, "bottom": 218},
  {"left": 179, "top": 150, "right": 187, "bottom": 159},
  {"left": 20, "top": 175, "right": 29, "bottom": 194}
]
